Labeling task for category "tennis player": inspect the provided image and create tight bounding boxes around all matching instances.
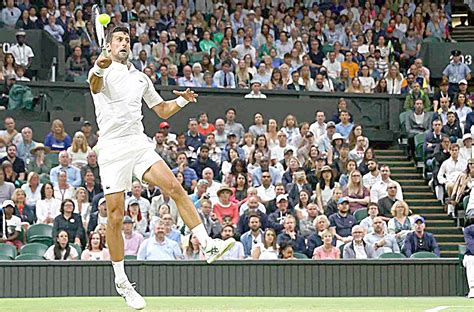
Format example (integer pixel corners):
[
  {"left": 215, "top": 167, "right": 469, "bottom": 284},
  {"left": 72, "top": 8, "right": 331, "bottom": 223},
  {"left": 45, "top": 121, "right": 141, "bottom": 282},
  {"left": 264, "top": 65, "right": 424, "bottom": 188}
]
[{"left": 88, "top": 26, "right": 235, "bottom": 310}]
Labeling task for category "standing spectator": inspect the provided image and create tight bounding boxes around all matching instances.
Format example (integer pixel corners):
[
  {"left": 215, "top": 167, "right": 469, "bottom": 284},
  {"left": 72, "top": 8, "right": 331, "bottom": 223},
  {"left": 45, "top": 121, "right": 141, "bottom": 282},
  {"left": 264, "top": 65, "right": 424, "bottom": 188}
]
[
  {"left": 44, "top": 119, "right": 71, "bottom": 152},
  {"left": 9, "top": 30, "right": 34, "bottom": 74},
  {"left": 313, "top": 230, "right": 340, "bottom": 260},
  {"left": 224, "top": 108, "right": 245, "bottom": 142},
  {"left": 342, "top": 225, "right": 376, "bottom": 259},
  {"left": 44, "top": 230, "right": 78, "bottom": 260},
  {"left": 81, "top": 231, "right": 110, "bottom": 261},
  {"left": 329, "top": 198, "right": 357, "bottom": 246},
  {"left": 443, "top": 50, "right": 472, "bottom": 95},
  {"left": 402, "top": 217, "right": 440, "bottom": 257},
  {"left": 0, "top": 170, "right": 15, "bottom": 204},
  {"left": 137, "top": 221, "right": 183, "bottom": 260},
  {"left": 1, "top": 0, "right": 21, "bottom": 27},
  {"left": 52, "top": 199, "right": 85, "bottom": 248},
  {"left": 365, "top": 216, "right": 400, "bottom": 257},
  {"left": 0, "top": 200, "right": 23, "bottom": 250}
]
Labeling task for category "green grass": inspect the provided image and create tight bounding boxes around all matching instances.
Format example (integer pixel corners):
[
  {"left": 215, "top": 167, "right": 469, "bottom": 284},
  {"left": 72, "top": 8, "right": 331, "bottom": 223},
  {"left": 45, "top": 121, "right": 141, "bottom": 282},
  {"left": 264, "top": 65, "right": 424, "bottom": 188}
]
[{"left": 0, "top": 297, "right": 473, "bottom": 312}]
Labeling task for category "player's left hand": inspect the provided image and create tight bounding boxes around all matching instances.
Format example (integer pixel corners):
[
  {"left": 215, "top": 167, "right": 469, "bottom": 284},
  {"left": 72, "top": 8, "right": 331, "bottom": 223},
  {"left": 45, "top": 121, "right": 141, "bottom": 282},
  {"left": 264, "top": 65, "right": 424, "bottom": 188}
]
[{"left": 173, "top": 88, "right": 198, "bottom": 103}]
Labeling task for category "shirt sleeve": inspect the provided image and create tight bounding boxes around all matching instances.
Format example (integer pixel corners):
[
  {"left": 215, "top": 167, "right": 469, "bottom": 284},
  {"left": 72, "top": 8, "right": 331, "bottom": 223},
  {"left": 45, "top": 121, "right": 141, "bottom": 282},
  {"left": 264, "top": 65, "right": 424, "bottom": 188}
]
[{"left": 143, "top": 74, "right": 164, "bottom": 108}]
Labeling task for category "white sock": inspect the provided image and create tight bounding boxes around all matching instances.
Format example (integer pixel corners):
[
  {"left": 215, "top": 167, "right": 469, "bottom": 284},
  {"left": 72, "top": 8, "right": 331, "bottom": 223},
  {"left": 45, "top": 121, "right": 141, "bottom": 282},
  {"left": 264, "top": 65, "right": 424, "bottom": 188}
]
[
  {"left": 192, "top": 223, "right": 210, "bottom": 248},
  {"left": 112, "top": 260, "right": 128, "bottom": 284},
  {"left": 448, "top": 204, "right": 455, "bottom": 214}
]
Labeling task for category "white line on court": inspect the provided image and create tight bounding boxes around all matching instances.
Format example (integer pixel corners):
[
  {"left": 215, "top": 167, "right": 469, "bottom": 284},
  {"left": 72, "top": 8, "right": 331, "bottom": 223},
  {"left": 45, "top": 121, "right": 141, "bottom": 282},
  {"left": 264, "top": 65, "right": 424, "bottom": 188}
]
[{"left": 424, "top": 306, "right": 450, "bottom": 312}]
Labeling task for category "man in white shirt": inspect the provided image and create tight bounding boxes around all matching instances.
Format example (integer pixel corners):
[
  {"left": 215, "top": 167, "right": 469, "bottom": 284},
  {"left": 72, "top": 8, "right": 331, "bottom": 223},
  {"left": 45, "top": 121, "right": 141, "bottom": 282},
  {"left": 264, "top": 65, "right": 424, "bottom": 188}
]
[
  {"left": 9, "top": 30, "right": 35, "bottom": 71},
  {"left": 201, "top": 167, "right": 221, "bottom": 204},
  {"left": 349, "top": 136, "right": 367, "bottom": 166},
  {"left": 322, "top": 51, "right": 341, "bottom": 80},
  {"left": 438, "top": 143, "right": 467, "bottom": 215},
  {"left": 271, "top": 131, "right": 296, "bottom": 161},
  {"left": 256, "top": 171, "right": 276, "bottom": 204},
  {"left": 459, "top": 133, "right": 473, "bottom": 162},
  {"left": 363, "top": 159, "right": 381, "bottom": 189},
  {"left": 137, "top": 221, "right": 183, "bottom": 260},
  {"left": 235, "top": 36, "right": 257, "bottom": 63},
  {"left": 275, "top": 31, "right": 293, "bottom": 59},
  {"left": 370, "top": 165, "right": 403, "bottom": 203},
  {"left": 309, "top": 110, "right": 327, "bottom": 140},
  {"left": 220, "top": 225, "right": 245, "bottom": 260},
  {"left": 245, "top": 80, "right": 267, "bottom": 99}
]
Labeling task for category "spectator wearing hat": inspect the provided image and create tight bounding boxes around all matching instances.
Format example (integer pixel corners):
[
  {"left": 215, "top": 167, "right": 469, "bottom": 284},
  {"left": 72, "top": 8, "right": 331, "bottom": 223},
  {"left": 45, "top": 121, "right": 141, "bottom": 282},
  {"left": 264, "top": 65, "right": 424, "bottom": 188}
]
[
  {"left": 80, "top": 121, "right": 98, "bottom": 148},
  {"left": 459, "top": 134, "right": 473, "bottom": 162},
  {"left": 52, "top": 199, "right": 86, "bottom": 248},
  {"left": 125, "top": 199, "right": 147, "bottom": 236},
  {"left": 9, "top": 29, "right": 34, "bottom": 74},
  {"left": 1, "top": 0, "right": 21, "bottom": 27},
  {"left": 157, "top": 121, "right": 176, "bottom": 145},
  {"left": 329, "top": 197, "right": 357, "bottom": 246},
  {"left": 213, "top": 61, "right": 236, "bottom": 89},
  {"left": 342, "top": 225, "right": 376, "bottom": 259},
  {"left": 245, "top": 80, "right": 267, "bottom": 99},
  {"left": 317, "top": 121, "right": 337, "bottom": 154},
  {"left": 0, "top": 200, "right": 23, "bottom": 250},
  {"left": 268, "top": 194, "right": 292, "bottom": 234},
  {"left": 87, "top": 197, "right": 107, "bottom": 233},
  {"left": 443, "top": 50, "right": 472, "bottom": 95},
  {"left": 402, "top": 216, "right": 440, "bottom": 257},
  {"left": 213, "top": 186, "right": 239, "bottom": 225},
  {"left": 137, "top": 220, "right": 183, "bottom": 260},
  {"left": 458, "top": 79, "right": 472, "bottom": 103}
]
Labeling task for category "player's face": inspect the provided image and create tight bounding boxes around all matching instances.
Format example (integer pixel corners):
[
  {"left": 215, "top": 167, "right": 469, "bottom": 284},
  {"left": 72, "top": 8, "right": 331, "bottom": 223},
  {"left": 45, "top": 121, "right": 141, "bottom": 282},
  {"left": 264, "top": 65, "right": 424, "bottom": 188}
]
[{"left": 109, "top": 32, "right": 131, "bottom": 62}]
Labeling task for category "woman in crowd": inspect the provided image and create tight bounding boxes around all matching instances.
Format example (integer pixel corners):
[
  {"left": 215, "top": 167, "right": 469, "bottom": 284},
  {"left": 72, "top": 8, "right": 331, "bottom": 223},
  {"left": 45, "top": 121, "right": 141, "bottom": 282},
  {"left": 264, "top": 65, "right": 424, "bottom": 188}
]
[
  {"left": 358, "top": 65, "right": 376, "bottom": 93},
  {"left": 388, "top": 200, "right": 413, "bottom": 246},
  {"left": 95, "top": 223, "right": 107, "bottom": 245},
  {"left": 346, "top": 77, "right": 364, "bottom": 93},
  {"left": 251, "top": 228, "right": 279, "bottom": 260},
  {"left": 44, "top": 119, "right": 72, "bottom": 152},
  {"left": 225, "top": 159, "right": 248, "bottom": 190},
  {"left": 235, "top": 59, "right": 252, "bottom": 88},
  {"left": 27, "top": 144, "right": 52, "bottom": 182},
  {"left": 183, "top": 233, "right": 205, "bottom": 260},
  {"left": 67, "top": 131, "right": 91, "bottom": 169},
  {"left": 293, "top": 189, "right": 312, "bottom": 219},
  {"left": 36, "top": 183, "right": 61, "bottom": 224},
  {"left": 73, "top": 187, "right": 91, "bottom": 228},
  {"left": 281, "top": 114, "right": 300, "bottom": 144},
  {"left": 386, "top": 65, "right": 404, "bottom": 95},
  {"left": 450, "top": 161, "right": 474, "bottom": 214},
  {"left": 52, "top": 199, "right": 85, "bottom": 248},
  {"left": 279, "top": 241, "right": 296, "bottom": 260},
  {"left": 358, "top": 148, "right": 376, "bottom": 176},
  {"left": 454, "top": 93, "right": 472, "bottom": 130},
  {"left": 251, "top": 134, "right": 271, "bottom": 162},
  {"left": 374, "top": 77, "right": 388, "bottom": 93},
  {"left": 241, "top": 133, "right": 254, "bottom": 160},
  {"left": 316, "top": 166, "right": 339, "bottom": 211},
  {"left": 126, "top": 201, "right": 148, "bottom": 236},
  {"left": 312, "top": 229, "right": 340, "bottom": 260},
  {"left": 175, "top": 171, "right": 191, "bottom": 194},
  {"left": 12, "top": 188, "right": 36, "bottom": 225},
  {"left": 44, "top": 230, "right": 79, "bottom": 260},
  {"left": 339, "top": 159, "right": 358, "bottom": 187},
  {"left": 2, "top": 160, "right": 20, "bottom": 187},
  {"left": 348, "top": 125, "right": 370, "bottom": 150},
  {"left": 230, "top": 173, "right": 249, "bottom": 206},
  {"left": 343, "top": 170, "right": 370, "bottom": 213},
  {"left": 248, "top": 113, "right": 267, "bottom": 138},
  {"left": 81, "top": 231, "right": 110, "bottom": 261},
  {"left": 54, "top": 170, "right": 76, "bottom": 201},
  {"left": 265, "top": 119, "right": 279, "bottom": 149},
  {"left": 266, "top": 68, "right": 286, "bottom": 90},
  {"left": 21, "top": 172, "right": 43, "bottom": 208},
  {"left": 2, "top": 53, "right": 16, "bottom": 78}
]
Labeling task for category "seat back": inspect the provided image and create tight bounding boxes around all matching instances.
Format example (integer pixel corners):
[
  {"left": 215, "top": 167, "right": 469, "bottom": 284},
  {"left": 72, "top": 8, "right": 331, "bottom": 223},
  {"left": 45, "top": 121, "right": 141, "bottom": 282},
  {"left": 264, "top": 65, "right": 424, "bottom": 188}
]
[
  {"left": 27, "top": 224, "right": 53, "bottom": 241},
  {"left": 0, "top": 244, "right": 17, "bottom": 259},
  {"left": 378, "top": 252, "right": 407, "bottom": 259},
  {"left": 410, "top": 251, "right": 439, "bottom": 259},
  {"left": 293, "top": 252, "right": 308, "bottom": 259},
  {"left": 71, "top": 244, "right": 82, "bottom": 258},
  {"left": 20, "top": 243, "right": 49, "bottom": 257},
  {"left": 15, "top": 254, "right": 45, "bottom": 260},
  {"left": 354, "top": 208, "right": 368, "bottom": 224},
  {"left": 124, "top": 255, "right": 137, "bottom": 261}
]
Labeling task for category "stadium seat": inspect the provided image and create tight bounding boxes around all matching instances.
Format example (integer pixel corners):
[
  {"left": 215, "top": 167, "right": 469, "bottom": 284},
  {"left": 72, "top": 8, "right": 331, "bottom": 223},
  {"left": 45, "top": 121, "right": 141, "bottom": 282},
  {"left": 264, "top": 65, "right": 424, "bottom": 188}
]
[
  {"left": 378, "top": 252, "right": 407, "bottom": 259},
  {"left": 463, "top": 195, "right": 470, "bottom": 211},
  {"left": 458, "top": 245, "right": 467, "bottom": 263},
  {"left": 27, "top": 224, "right": 53, "bottom": 246},
  {"left": 44, "top": 153, "right": 59, "bottom": 167},
  {"left": 124, "top": 255, "right": 137, "bottom": 261},
  {"left": 339, "top": 244, "right": 345, "bottom": 257},
  {"left": 0, "top": 244, "right": 17, "bottom": 260},
  {"left": 399, "top": 111, "right": 408, "bottom": 145},
  {"left": 293, "top": 252, "right": 308, "bottom": 259},
  {"left": 354, "top": 208, "right": 368, "bottom": 224},
  {"left": 20, "top": 243, "right": 49, "bottom": 257},
  {"left": 409, "top": 251, "right": 439, "bottom": 259},
  {"left": 71, "top": 244, "right": 82, "bottom": 258},
  {"left": 0, "top": 255, "right": 13, "bottom": 261},
  {"left": 15, "top": 254, "right": 45, "bottom": 261},
  {"left": 414, "top": 132, "right": 427, "bottom": 163}
]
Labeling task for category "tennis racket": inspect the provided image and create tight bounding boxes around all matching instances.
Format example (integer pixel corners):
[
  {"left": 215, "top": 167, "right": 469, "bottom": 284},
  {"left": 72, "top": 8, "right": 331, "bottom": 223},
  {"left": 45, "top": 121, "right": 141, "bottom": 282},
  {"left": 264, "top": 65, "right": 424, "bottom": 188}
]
[{"left": 92, "top": 4, "right": 108, "bottom": 57}]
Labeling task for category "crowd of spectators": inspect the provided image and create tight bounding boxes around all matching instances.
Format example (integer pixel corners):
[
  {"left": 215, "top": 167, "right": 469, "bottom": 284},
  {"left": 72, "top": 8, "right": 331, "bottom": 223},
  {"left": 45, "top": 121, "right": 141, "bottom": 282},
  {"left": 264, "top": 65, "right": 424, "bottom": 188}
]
[
  {"left": 0, "top": 0, "right": 455, "bottom": 91},
  {"left": 0, "top": 102, "right": 442, "bottom": 260}
]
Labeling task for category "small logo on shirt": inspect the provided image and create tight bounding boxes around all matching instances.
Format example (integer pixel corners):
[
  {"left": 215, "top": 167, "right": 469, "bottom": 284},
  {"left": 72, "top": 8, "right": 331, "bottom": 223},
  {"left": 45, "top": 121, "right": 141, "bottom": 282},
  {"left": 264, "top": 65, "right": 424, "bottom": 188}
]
[{"left": 105, "top": 186, "right": 110, "bottom": 190}]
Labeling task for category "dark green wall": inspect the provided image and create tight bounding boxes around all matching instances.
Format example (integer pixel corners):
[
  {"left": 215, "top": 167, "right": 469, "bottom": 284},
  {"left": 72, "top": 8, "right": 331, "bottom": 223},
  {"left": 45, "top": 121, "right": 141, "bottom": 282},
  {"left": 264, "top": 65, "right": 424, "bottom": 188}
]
[
  {"left": 0, "top": 259, "right": 467, "bottom": 298},
  {"left": 419, "top": 42, "right": 474, "bottom": 79},
  {"left": 20, "top": 82, "right": 406, "bottom": 143}
]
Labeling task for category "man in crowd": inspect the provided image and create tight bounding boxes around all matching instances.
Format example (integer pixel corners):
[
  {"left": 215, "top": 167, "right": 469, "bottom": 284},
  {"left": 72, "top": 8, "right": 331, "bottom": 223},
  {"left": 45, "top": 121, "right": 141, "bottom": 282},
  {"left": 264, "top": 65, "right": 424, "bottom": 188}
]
[
  {"left": 220, "top": 225, "right": 245, "bottom": 260},
  {"left": 172, "top": 152, "right": 198, "bottom": 192},
  {"left": 343, "top": 225, "right": 376, "bottom": 259},
  {"left": 190, "top": 145, "right": 219, "bottom": 179},
  {"left": 240, "top": 214, "right": 264, "bottom": 257},
  {"left": 125, "top": 181, "right": 151, "bottom": 220},
  {"left": 1, "top": 144, "right": 25, "bottom": 181},
  {"left": 364, "top": 217, "right": 400, "bottom": 257},
  {"left": 16, "top": 127, "right": 37, "bottom": 164},
  {"left": 185, "top": 118, "right": 206, "bottom": 150},
  {"left": 329, "top": 198, "right": 356, "bottom": 246},
  {"left": 370, "top": 165, "right": 403, "bottom": 203},
  {"left": 50, "top": 151, "right": 81, "bottom": 187},
  {"left": 123, "top": 216, "right": 144, "bottom": 256},
  {"left": 137, "top": 221, "right": 183, "bottom": 260},
  {"left": 224, "top": 108, "right": 245, "bottom": 142},
  {"left": 402, "top": 217, "right": 440, "bottom": 257},
  {"left": 81, "top": 151, "right": 100, "bottom": 186}
]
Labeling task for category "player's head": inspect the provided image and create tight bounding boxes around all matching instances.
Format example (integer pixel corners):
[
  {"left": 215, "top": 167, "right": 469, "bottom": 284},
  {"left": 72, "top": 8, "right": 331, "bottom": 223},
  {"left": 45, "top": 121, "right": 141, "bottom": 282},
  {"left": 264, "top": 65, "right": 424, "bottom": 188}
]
[{"left": 106, "top": 26, "right": 130, "bottom": 62}]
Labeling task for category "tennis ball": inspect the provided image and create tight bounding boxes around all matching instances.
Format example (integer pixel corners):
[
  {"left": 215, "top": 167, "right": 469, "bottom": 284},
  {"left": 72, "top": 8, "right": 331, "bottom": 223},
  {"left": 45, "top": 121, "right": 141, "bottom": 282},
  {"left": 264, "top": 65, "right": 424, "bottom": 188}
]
[{"left": 98, "top": 14, "right": 111, "bottom": 26}]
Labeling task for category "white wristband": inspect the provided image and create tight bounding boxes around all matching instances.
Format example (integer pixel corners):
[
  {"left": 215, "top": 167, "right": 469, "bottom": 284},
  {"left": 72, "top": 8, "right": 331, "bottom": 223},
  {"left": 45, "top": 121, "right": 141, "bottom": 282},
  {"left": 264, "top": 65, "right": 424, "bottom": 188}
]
[
  {"left": 93, "top": 64, "right": 104, "bottom": 78},
  {"left": 176, "top": 96, "right": 189, "bottom": 108}
]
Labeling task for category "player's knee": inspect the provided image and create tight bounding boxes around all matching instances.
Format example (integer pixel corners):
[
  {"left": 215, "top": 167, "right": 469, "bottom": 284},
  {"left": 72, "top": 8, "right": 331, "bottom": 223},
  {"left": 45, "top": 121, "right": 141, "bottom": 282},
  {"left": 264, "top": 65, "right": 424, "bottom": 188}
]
[{"left": 167, "top": 180, "right": 187, "bottom": 199}]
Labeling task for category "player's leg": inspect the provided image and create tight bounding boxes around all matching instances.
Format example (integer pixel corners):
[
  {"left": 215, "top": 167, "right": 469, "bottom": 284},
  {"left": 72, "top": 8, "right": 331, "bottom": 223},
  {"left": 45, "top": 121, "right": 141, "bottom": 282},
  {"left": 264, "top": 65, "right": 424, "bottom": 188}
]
[
  {"left": 142, "top": 160, "right": 235, "bottom": 263},
  {"left": 105, "top": 192, "right": 126, "bottom": 280}
]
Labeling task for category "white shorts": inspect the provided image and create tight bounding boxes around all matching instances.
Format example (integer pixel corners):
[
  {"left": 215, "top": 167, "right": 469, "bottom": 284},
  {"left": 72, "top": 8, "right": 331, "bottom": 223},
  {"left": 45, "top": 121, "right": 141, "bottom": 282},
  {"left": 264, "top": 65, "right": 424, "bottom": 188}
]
[{"left": 97, "top": 134, "right": 162, "bottom": 195}]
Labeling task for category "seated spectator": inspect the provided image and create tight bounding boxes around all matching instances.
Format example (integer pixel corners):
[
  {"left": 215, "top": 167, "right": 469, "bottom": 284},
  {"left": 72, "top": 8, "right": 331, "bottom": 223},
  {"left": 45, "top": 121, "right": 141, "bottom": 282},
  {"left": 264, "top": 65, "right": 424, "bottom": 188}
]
[
  {"left": 237, "top": 196, "right": 268, "bottom": 234},
  {"left": 50, "top": 151, "right": 81, "bottom": 188},
  {"left": 349, "top": 136, "right": 367, "bottom": 166},
  {"left": 183, "top": 233, "right": 205, "bottom": 260},
  {"left": 360, "top": 203, "right": 387, "bottom": 234},
  {"left": 329, "top": 198, "right": 357, "bottom": 246},
  {"left": 251, "top": 228, "right": 278, "bottom": 260},
  {"left": 125, "top": 199, "right": 147, "bottom": 236},
  {"left": 364, "top": 217, "right": 400, "bottom": 257},
  {"left": 313, "top": 230, "right": 340, "bottom": 260},
  {"left": 44, "top": 119, "right": 71, "bottom": 153},
  {"left": 52, "top": 199, "right": 85, "bottom": 248},
  {"left": 335, "top": 110, "right": 354, "bottom": 140},
  {"left": 297, "top": 202, "right": 320, "bottom": 238},
  {"left": 190, "top": 145, "right": 219, "bottom": 179},
  {"left": 240, "top": 214, "right": 264, "bottom": 258},
  {"left": 363, "top": 159, "right": 381, "bottom": 189},
  {"left": 213, "top": 61, "right": 236, "bottom": 88},
  {"left": 74, "top": 187, "right": 91, "bottom": 228},
  {"left": 82, "top": 169, "right": 101, "bottom": 202},
  {"left": 27, "top": 144, "right": 52, "bottom": 182},
  {"left": 161, "top": 213, "right": 181, "bottom": 244},
  {"left": 1, "top": 144, "right": 25, "bottom": 182},
  {"left": 455, "top": 93, "right": 472, "bottom": 131},
  {"left": 12, "top": 188, "right": 36, "bottom": 225},
  {"left": 88, "top": 198, "right": 107, "bottom": 234},
  {"left": 67, "top": 131, "right": 91, "bottom": 169},
  {"left": 2, "top": 160, "right": 19, "bottom": 187},
  {"left": 339, "top": 159, "right": 357, "bottom": 188},
  {"left": 185, "top": 119, "right": 206, "bottom": 151},
  {"left": 463, "top": 219, "right": 474, "bottom": 298},
  {"left": 405, "top": 99, "right": 433, "bottom": 159},
  {"left": 424, "top": 119, "right": 444, "bottom": 164},
  {"left": 16, "top": 127, "right": 37, "bottom": 165},
  {"left": 388, "top": 201, "right": 413, "bottom": 246},
  {"left": 245, "top": 80, "right": 267, "bottom": 99},
  {"left": 197, "top": 113, "right": 215, "bottom": 137},
  {"left": 316, "top": 166, "right": 340, "bottom": 211},
  {"left": 177, "top": 65, "right": 201, "bottom": 87},
  {"left": 36, "top": 183, "right": 61, "bottom": 225},
  {"left": 279, "top": 241, "right": 296, "bottom": 260},
  {"left": 402, "top": 217, "right": 440, "bottom": 257},
  {"left": 0, "top": 200, "right": 23, "bottom": 250},
  {"left": 459, "top": 134, "right": 473, "bottom": 162},
  {"left": 81, "top": 231, "right": 110, "bottom": 261},
  {"left": 306, "top": 214, "right": 337, "bottom": 257},
  {"left": 276, "top": 215, "right": 306, "bottom": 254},
  {"left": 441, "top": 112, "right": 462, "bottom": 143},
  {"left": 370, "top": 165, "right": 403, "bottom": 203},
  {"left": 171, "top": 153, "right": 198, "bottom": 193},
  {"left": 342, "top": 225, "right": 376, "bottom": 259},
  {"left": 404, "top": 82, "right": 431, "bottom": 111},
  {"left": 343, "top": 170, "right": 370, "bottom": 214},
  {"left": 268, "top": 194, "right": 292, "bottom": 234},
  {"left": 44, "top": 230, "right": 79, "bottom": 260},
  {"left": 65, "top": 46, "right": 89, "bottom": 81},
  {"left": 156, "top": 64, "right": 176, "bottom": 86},
  {"left": 220, "top": 225, "right": 245, "bottom": 260},
  {"left": 137, "top": 221, "right": 183, "bottom": 260},
  {"left": 198, "top": 199, "right": 222, "bottom": 238},
  {"left": 433, "top": 97, "right": 453, "bottom": 126},
  {"left": 325, "top": 187, "right": 343, "bottom": 217},
  {"left": 44, "top": 16, "right": 64, "bottom": 42},
  {"left": 22, "top": 171, "right": 43, "bottom": 208},
  {"left": 213, "top": 186, "right": 239, "bottom": 225},
  {"left": 377, "top": 182, "right": 401, "bottom": 222},
  {"left": 251, "top": 156, "right": 282, "bottom": 187},
  {"left": 123, "top": 216, "right": 144, "bottom": 257},
  {"left": 438, "top": 144, "right": 467, "bottom": 215}
]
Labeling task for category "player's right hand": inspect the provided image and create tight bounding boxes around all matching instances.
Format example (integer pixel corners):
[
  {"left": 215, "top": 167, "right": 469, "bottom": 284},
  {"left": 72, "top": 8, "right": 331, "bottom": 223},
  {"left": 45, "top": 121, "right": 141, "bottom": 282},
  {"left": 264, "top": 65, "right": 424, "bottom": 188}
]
[{"left": 96, "top": 53, "right": 112, "bottom": 69}]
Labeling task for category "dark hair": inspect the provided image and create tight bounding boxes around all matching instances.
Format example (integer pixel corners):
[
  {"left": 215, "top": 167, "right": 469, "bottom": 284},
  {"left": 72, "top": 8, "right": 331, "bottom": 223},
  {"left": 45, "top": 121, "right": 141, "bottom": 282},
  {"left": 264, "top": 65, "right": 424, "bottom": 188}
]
[
  {"left": 248, "top": 213, "right": 261, "bottom": 224},
  {"left": 225, "top": 107, "right": 236, "bottom": 114},
  {"left": 221, "top": 224, "right": 235, "bottom": 234},
  {"left": 278, "top": 241, "right": 293, "bottom": 258},
  {"left": 40, "top": 182, "right": 55, "bottom": 200},
  {"left": 53, "top": 230, "right": 71, "bottom": 260},
  {"left": 227, "top": 147, "right": 239, "bottom": 161},
  {"left": 106, "top": 26, "right": 130, "bottom": 43},
  {"left": 60, "top": 199, "right": 75, "bottom": 214},
  {"left": 230, "top": 158, "right": 248, "bottom": 176},
  {"left": 87, "top": 231, "right": 105, "bottom": 251},
  {"left": 319, "top": 170, "right": 335, "bottom": 189}
]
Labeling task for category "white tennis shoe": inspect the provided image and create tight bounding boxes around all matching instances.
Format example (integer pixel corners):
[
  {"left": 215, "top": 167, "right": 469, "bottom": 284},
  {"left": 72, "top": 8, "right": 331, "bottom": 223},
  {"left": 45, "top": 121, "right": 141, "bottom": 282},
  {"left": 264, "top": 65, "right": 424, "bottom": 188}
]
[
  {"left": 468, "top": 287, "right": 474, "bottom": 299},
  {"left": 115, "top": 280, "right": 146, "bottom": 310},
  {"left": 204, "top": 237, "right": 236, "bottom": 264}
]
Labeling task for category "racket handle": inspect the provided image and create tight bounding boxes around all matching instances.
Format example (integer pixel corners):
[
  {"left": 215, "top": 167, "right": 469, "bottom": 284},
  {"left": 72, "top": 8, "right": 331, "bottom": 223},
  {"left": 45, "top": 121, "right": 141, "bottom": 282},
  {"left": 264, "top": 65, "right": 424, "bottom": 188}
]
[{"left": 102, "top": 47, "right": 109, "bottom": 57}]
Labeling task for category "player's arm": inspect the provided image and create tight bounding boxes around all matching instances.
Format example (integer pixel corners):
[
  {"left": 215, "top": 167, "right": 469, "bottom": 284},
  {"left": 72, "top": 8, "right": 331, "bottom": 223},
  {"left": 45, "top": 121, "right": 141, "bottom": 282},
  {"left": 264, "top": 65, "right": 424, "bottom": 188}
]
[
  {"left": 151, "top": 88, "right": 198, "bottom": 119},
  {"left": 89, "top": 54, "right": 112, "bottom": 94}
]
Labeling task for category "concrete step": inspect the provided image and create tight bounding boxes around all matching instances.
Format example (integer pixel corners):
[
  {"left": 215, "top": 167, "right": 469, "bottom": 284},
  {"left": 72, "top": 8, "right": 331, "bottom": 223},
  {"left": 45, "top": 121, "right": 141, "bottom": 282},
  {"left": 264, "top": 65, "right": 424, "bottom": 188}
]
[
  {"left": 398, "top": 179, "right": 428, "bottom": 186},
  {"left": 405, "top": 198, "right": 440, "bottom": 205},
  {"left": 391, "top": 174, "right": 423, "bottom": 180},
  {"left": 427, "top": 226, "right": 462, "bottom": 235},
  {"left": 401, "top": 185, "right": 432, "bottom": 191},
  {"left": 438, "top": 242, "right": 462, "bottom": 251},
  {"left": 425, "top": 219, "right": 456, "bottom": 227},
  {"left": 434, "top": 234, "right": 465, "bottom": 242},
  {"left": 374, "top": 149, "right": 405, "bottom": 156},
  {"left": 390, "top": 167, "right": 419, "bottom": 173},
  {"left": 440, "top": 250, "right": 459, "bottom": 258},
  {"left": 422, "top": 213, "right": 454, "bottom": 220},
  {"left": 377, "top": 155, "right": 409, "bottom": 160},
  {"left": 403, "top": 192, "right": 437, "bottom": 199},
  {"left": 379, "top": 161, "right": 414, "bottom": 166}
]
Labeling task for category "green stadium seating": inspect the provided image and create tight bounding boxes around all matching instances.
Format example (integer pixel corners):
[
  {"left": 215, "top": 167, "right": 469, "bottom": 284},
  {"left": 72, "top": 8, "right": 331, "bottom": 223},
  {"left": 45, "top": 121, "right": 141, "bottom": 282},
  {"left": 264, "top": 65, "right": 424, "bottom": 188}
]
[
  {"left": 378, "top": 252, "right": 407, "bottom": 259},
  {"left": 0, "top": 244, "right": 17, "bottom": 259},
  {"left": 71, "top": 244, "right": 82, "bottom": 258},
  {"left": 339, "top": 244, "right": 345, "bottom": 257},
  {"left": 0, "top": 255, "right": 13, "bottom": 261},
  {"left": 15, "top": 254, "right": 45, "bottom": 261},
  {"left": 124, "top": 255, "right": 137, "bottom": 261},
  {"left": 414, "top": 132, "right": 427, "bottom": 162},
  {"left": 463, "top": 195, "right": 470, "bottom": 211},
  {"left": 354, "top": 208, "right": 368, "bottom": 224},
  {"left": 410, "top": 251, "right": 439, "bottom": 259},
  {"left": 20, "top": 243, "right": 49, "bottom": 257},
  {"left": 27, "top": 224, "right": 53, "bottom": 246},
  {"left": 44, "top": 153, "right": 59, "bottom": 167},
  {"left": 293, "top": 252, "right": 309, "bottom": 259}
]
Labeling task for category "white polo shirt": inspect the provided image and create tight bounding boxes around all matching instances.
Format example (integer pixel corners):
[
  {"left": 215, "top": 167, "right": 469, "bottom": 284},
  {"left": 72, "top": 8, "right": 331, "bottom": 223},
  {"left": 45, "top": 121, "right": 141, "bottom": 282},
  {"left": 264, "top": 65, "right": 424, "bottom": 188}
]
[
  {"left": 89, "top": 61, "right": 163, "bottom": 142},
  {"left": 10, "top": 44, "right": 34, "bottom": 67}
]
